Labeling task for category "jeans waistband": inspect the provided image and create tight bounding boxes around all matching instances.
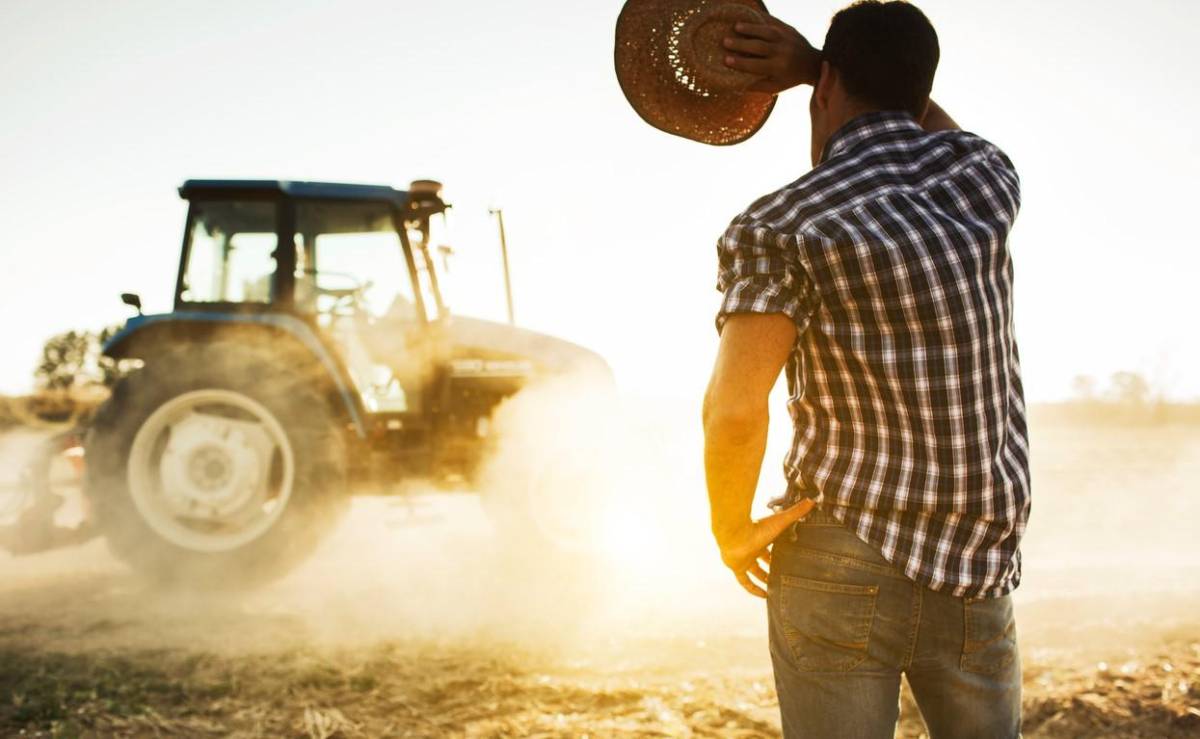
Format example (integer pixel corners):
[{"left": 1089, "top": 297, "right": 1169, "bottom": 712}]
[
  {"left": 796, "top": 504, "right": 840, "bottom": 526},
  {"left": 781, "top": 507, "right": 901, "bottom": 574}
]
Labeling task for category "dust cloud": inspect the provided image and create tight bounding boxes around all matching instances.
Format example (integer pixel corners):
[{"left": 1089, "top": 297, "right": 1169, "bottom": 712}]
[
  {"left": 0, "top": 377, "right": 762, "bottom": 662},
  {"left": 225, "top": 375, "right": 762, "bottom": 655},
  {"left": 0, "top": 429, "right": 52, "bottom": 520},
  {"left": 3, "top": 383, "right": 1200, "bottom": 660}
]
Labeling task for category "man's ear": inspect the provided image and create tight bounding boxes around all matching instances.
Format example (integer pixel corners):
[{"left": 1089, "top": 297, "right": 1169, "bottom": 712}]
[{"left": 813, "top": 60, "right": 834, "bottom": 111}]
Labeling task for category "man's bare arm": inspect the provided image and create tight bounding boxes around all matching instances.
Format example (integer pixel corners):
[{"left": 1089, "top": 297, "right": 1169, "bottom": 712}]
[{"left": 704, "top": 313, "right": 814, "bottom": 598}]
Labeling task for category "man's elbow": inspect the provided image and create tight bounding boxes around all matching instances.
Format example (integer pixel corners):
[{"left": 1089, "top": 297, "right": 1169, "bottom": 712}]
[{"left": 702, "top": 393, "right": 767, "bottom": 445}]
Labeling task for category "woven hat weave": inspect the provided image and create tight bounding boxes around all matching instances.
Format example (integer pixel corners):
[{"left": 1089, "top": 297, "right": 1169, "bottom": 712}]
[{"left": 615, "top": 0, "right": 777, "bottom": 146}]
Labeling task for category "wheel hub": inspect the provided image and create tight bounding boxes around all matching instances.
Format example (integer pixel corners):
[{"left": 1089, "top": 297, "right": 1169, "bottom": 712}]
[
  {"left": 157, "top": 411, "right": 275, "bottom": 521},
  {"left": 188, "top": 445, "right": 233, "bottom": 492}
]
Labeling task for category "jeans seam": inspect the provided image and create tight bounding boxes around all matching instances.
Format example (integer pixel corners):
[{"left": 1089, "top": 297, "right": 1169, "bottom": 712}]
[
  {"left": 780, "top": 574, "right": 880, "bottom": 596},
  {"left": 903, "top": 580, "right": 922, "bottom": 670},
  {"left": 780, "top": 546, "right": 905, "bottom": 579}
]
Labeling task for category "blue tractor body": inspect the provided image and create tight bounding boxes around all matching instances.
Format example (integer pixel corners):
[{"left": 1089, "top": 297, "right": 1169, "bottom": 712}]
[
  {"left": 79, "top": 179, "right": 608, "bottom": 584},
  {"left": 104, "top": 311, "right": 370, "bottom": 438}
]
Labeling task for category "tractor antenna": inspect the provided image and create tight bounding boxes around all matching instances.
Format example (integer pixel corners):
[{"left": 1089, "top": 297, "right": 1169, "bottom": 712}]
[{"left": 489, "top": 207, "right": 516, "bottom": 326}]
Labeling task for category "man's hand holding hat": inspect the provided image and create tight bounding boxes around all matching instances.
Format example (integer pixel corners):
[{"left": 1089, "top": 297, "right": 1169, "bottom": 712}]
[{"left": 723, "top": 18, "right": 822, "bottom": 94}]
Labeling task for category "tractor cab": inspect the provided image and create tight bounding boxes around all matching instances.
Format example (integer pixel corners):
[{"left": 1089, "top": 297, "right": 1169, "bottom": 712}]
[
  {"left": 175, "top": 179, "right": 445, "bottom": 317},
  {"left": 175, "top": 179, "right": 451, "bottom": 417}
]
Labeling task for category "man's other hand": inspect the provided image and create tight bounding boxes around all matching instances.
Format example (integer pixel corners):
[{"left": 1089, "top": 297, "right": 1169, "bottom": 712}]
[
  {"left": 716, "top": 499, "right": 816, "bottom": 598},
  {"left": 723, "top": 19, "right": 821, "bottom": 94}
]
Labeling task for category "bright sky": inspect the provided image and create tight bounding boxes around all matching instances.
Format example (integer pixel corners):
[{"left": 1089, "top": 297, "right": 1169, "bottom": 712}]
[{"left": 1, "top": 0, "right": 1197, "bottom": 402}]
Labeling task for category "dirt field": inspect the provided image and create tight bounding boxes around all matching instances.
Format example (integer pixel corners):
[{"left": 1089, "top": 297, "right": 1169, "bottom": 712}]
[{"left": 1, "top": 419, "right": 1198, "bottom": 738}]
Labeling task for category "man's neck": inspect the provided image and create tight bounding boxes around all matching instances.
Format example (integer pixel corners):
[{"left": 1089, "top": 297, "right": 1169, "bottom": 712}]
[{"left": 831, "top": 102, "right": 887, "bottom": 133}]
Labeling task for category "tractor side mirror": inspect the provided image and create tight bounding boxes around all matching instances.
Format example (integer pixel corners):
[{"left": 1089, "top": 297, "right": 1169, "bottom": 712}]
[{"left": 120, "top": 293, "right": 143, "bottom": 315}]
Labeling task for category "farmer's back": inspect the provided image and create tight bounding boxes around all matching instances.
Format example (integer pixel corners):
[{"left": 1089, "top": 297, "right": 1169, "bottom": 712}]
[{"left": 719, "top": 111, "right": 1030, "bottom": 598}]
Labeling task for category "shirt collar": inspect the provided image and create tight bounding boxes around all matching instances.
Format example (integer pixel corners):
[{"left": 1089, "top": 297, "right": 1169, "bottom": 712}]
[{"left": 821, "top": 111, "right": 923, "bottom": 163}]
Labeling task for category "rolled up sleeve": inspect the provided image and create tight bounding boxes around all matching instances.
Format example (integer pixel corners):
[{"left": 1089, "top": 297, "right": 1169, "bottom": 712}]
[{"left": 715, "top": 219, "right": 820, "bottom": 335}]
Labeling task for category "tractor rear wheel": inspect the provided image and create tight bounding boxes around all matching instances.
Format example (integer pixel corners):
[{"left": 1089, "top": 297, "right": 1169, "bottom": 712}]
[{"left": 85, "top": 340, "right": 347, "bottom": 588}]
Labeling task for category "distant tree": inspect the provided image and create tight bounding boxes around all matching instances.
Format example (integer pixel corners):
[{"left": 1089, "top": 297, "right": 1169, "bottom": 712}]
[
  {"left": 1107, "top": 371, "right": 1151, "bottom": 407},
  {"left": 1070, "top": 374, "right": 1097, "bottom": 401},
  {"left": 34, "top": 326, "right": 120, "bottom": 391}
]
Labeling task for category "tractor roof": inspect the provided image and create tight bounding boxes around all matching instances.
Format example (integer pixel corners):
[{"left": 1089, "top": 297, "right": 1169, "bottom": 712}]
[{"left": 179, "top": 179, "right": 409, "bottom": 205}]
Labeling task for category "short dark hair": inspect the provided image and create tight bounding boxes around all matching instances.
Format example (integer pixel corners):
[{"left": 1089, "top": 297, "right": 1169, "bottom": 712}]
[{"left": 822, "top": 1, "right": 940, "bottom": 119}]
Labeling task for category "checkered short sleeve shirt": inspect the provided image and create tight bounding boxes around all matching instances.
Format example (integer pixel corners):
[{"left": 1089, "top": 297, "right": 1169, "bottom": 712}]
[{"left": 717, "top": 111, "right": 1029, "bottom": 599}]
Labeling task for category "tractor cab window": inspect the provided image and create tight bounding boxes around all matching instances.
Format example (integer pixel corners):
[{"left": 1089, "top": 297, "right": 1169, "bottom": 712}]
[
  {"left": 293, "top": 201, "right": 420, "bottom": 321},
  {"left": 294, "top": 200, "right": 427, "bottom": 415},
  {"left": 180, "top": 201, "right": 278, "bottom": 304}
]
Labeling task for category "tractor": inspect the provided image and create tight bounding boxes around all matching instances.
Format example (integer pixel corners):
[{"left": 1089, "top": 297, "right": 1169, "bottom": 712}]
[{"left": 72, "top": 179, "right": 608, "bottom": 586}]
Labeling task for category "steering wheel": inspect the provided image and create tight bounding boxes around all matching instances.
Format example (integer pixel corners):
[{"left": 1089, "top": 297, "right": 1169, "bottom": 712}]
[{"left": 299, "top": 269, "right": 373, "bottom": 313}]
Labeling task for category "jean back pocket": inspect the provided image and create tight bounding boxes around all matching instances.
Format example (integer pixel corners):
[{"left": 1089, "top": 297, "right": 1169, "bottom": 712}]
[
  {"left": 777, "top": 574, "right": 878, "bottom": 672},
  {"left": 961, "top": 595, "right": 1017, "bottom": 676}
]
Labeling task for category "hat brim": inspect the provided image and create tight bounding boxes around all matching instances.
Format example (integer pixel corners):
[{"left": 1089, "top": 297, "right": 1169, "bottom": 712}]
[{"left": 615, "top": 0, "right": 777, "bottom": 146}]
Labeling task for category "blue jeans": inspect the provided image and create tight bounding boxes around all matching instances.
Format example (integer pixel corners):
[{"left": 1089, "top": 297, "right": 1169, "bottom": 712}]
[{"left": 768, "top": 508, "right": 1021, "bottom": 738}]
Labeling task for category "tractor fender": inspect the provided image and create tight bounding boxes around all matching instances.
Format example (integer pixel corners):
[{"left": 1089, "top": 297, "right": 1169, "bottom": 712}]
[{"left": 102, "top": 312, "right": 368, "bottom": 438}]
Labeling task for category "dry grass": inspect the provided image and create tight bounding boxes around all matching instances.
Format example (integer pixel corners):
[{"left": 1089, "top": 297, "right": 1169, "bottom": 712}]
[
  {"left": 0, "top": 640, "right": 785, "bottom": 738},
  {"left": 2, "top": 628, "right": 1198, "bottom": 738}
]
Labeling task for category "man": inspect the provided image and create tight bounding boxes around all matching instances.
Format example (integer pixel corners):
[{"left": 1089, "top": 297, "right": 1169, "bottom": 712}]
[{"left": 702, "top": 2, "right": 1028, "bottom": 737}]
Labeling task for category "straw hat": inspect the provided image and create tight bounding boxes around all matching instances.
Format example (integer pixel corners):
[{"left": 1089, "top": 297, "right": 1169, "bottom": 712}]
[{"left": 615, "top": 0, "right": 777, "bottom": 146}]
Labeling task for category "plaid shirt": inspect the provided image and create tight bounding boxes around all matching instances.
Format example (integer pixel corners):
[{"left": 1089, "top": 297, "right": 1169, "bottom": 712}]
[{"left": 716, "top": 111, "right": 1029, "bottom": 599}]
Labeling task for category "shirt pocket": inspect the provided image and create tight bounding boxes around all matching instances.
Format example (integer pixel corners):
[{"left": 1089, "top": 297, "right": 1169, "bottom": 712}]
[
  {"left": 777, "top": 574, "right": 878, "bottom": 672},
  {"left": 961, "top": 595, "right": 1018, "bottom": 676}
]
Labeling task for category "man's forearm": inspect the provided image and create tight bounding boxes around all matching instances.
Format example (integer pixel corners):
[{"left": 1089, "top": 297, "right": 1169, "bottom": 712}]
[
  {"left": 702, "top": 314, "right": 808, "bottom": 597},
  {"left": 703, "top": 407, "right": 770, "bottom": 543}
]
